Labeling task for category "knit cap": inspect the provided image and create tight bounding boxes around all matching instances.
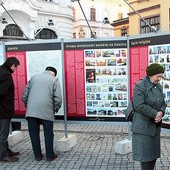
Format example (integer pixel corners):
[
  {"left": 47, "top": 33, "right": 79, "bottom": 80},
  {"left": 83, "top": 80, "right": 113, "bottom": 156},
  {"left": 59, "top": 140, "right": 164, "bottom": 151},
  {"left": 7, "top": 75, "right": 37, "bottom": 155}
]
[
  {"left": 45, "top": 66, "right": 57, "bottom": 76},
  {"left": 146, "top": 63, "right": 164, "bottom": 76}
]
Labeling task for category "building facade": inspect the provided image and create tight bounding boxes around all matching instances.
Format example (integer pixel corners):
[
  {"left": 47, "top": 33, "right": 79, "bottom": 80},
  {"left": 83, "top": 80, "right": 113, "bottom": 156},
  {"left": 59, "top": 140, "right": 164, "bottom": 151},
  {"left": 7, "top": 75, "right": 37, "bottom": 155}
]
[
  {"left": 72, "top": 0, "right": 128, "bottom": 38},
  {"left": 0, "top": 0, "right": 131, "bottom": 40},
  {"left": 112, "top": 0, "right": 170, "bottom": 37},
  {"left": 0, "top": 0, "right": 73, "bottom": 40}
]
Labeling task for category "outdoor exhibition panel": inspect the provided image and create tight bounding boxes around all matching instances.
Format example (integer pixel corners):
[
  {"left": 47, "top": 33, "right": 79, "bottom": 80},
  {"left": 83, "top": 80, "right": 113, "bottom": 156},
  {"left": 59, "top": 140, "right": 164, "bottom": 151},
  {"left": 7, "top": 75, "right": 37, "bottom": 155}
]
[
  {"left": 4, "top": 38, "right": 128, "bottom": 122},
  {"left": 129, "top": 32, "right": 170, "bottom": 126},
  {"left": 2, "top": 32, "right": 170, "bottom": 126},
  {"left": 64, "top": 38, "right": 128, "bottom": 121},
  {"left": 5, "top": 40, "right": 64, "bottom": 116}
]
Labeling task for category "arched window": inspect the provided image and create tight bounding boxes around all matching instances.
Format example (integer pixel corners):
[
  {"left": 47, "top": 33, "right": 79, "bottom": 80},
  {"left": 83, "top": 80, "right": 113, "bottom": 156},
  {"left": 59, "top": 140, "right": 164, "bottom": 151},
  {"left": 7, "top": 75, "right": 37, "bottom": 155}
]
[
  {"left": 3, "top": 24, "right": 23, "bottom": 37},
  {"left": 35, "top": 28, "right": 57, "bottom": 39}
]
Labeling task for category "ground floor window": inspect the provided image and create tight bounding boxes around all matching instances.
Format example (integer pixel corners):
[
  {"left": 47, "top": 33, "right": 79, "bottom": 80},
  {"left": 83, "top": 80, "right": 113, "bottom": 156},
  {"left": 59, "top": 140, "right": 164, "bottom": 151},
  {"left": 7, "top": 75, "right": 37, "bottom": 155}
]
[
  {"left": 35, "top": 28, "right": 57, "bottom": 39},
  {"left": 3, "top": 24, "right": 23, "bottom": 37}
]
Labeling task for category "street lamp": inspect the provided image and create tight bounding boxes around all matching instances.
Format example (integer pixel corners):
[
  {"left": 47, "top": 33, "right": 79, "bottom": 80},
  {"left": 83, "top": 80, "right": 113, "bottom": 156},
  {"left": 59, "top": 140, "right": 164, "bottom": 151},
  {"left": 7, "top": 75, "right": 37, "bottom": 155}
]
[
  {"left": 97, "top": 17, "right": 110, "bottom": 37},
  {"left": 48, "top": 19, "right": 54, "bottom": 26},
  {"left": 1, "top": 17, "right": 7, "bottom": 24},
  {"left": 103, "top": 17, "right": 110, "bottom": 24}
]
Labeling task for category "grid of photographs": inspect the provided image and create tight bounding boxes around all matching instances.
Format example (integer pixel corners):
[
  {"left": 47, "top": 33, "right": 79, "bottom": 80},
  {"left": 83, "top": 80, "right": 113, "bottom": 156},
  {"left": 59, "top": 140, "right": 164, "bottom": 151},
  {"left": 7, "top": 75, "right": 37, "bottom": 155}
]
[
  {"left": 149, "top": 44, "right": 170, "bottom": 123},
  {"left": 85, "top": 48, "right": 128, "bottom": 117}
]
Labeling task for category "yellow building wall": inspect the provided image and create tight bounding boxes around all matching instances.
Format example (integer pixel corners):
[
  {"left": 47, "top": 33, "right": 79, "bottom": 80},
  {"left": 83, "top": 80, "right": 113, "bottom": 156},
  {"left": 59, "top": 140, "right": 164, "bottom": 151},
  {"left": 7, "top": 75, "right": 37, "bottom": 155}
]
[
  {"left": 113, "top": 24, "right": 129, "bottom": 37},
  {"left": 129, "top": 8, "right": 160, "bottom": 35},
  {"left": 128, "top": 0, "right": 160, "bottom": 11},
  {"left": 128, "top": 0, "right": 160, "bottom": 35},
  {"left": 113, "top": 0, "right": 170, "bottom": 36},
  {"left": 160, "top": 0, "right": 170, "bottom": 31}
]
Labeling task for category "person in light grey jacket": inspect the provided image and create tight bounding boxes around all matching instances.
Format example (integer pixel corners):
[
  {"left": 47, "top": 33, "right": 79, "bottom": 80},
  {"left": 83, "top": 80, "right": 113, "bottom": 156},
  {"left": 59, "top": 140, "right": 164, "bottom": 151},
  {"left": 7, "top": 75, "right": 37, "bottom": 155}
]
[
  {"left": 22, "top": 66, "right": 62, "bottom": 162},
  {"left": 131, "top": 63, "right": 166, "bottom": 170}
]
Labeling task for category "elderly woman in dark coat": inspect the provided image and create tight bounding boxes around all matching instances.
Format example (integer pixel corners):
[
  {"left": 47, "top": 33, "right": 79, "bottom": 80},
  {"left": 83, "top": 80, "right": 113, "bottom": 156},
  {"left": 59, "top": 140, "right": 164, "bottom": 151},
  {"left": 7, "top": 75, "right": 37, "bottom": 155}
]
[{"left": 131, "top": 63, "right": 166, "bottom": 170}]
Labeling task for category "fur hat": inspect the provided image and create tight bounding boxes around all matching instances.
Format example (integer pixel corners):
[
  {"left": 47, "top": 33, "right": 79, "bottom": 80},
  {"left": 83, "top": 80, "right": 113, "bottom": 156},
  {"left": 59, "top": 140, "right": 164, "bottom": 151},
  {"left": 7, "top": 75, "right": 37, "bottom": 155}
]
[
  {"left": 45, "top": 66, "right": 57, "bottom": 76},
  {"left": 146, "top": 63, "right": 164, "bottom": 76}
]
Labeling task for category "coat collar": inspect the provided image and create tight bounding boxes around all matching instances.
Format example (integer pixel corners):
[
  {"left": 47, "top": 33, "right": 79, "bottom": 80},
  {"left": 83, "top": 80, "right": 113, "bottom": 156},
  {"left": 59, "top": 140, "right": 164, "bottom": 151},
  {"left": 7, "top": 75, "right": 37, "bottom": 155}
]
[
  {"left": 1, "top": 64, "right": 12, "bottom": 73},
  {"left": 143, "top": 76, "right": 162, "bottom": 91}
]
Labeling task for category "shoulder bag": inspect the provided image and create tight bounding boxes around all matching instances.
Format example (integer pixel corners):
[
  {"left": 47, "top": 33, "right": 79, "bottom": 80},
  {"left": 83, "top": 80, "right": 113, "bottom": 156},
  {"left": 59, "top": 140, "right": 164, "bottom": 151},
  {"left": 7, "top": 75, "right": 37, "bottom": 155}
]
[{"left": 124, "top": 100, "right": 134, "bottom": 122}]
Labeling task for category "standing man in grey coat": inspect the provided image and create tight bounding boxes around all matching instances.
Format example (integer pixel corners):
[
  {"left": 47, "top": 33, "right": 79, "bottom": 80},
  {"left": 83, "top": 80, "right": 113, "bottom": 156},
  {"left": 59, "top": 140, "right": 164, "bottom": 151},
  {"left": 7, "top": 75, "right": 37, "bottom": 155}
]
[
  {"left": 131, "top": 63, "right": 166, "bottom": 170},
  {"left": 22, "top": 66, "right": 62, "bottom": 162}
]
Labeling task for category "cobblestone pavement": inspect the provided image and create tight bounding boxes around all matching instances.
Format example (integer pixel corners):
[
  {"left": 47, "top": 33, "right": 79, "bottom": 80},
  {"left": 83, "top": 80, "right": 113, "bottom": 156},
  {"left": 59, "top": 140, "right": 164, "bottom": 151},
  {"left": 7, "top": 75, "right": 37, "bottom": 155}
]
[{"left": 0, "top": 122, "right": 170, "bottom": 170}]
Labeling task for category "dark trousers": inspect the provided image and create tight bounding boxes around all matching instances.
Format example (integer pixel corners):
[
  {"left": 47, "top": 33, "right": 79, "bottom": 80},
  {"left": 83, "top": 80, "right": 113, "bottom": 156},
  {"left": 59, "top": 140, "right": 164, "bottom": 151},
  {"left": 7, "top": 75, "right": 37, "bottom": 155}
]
[
  {"left": 0, "top": 119, "right": 10, "bottom": 158},
  {"left": 141, "top": 159, "right": 156, "bottom": 170},
  {"left": 27, "top": 117, "right": 54, "bottom": 159}
]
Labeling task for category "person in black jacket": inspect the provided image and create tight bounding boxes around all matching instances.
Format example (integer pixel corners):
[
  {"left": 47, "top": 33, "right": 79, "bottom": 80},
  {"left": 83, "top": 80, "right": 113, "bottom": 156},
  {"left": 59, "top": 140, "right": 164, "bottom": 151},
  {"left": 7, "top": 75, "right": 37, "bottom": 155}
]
[{"left": 0, "top": 57, "right": 20, "bottom": 162}]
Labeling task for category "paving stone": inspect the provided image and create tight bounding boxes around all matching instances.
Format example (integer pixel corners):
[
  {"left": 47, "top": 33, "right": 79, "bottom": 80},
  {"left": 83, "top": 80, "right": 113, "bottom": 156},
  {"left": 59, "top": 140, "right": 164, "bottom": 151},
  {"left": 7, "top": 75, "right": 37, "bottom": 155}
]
[{"left": 0, "top": 122, "right": 169, "bottom": 170}]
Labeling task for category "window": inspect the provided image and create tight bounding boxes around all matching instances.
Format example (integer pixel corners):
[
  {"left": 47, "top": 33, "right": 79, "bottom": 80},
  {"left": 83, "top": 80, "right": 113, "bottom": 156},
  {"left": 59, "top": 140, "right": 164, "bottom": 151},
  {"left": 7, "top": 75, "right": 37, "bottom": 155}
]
[
  {"left": 118, "top": 12, "right": 123, "bottom": 20},
  {"left": 73, "top": 32, "right": 76, "bottom": 39},
  {"left": 140, "top": 15, "right": 160, "bottom": 34},
  {"left": 35, "top": 29, "right": 57, "bottom": 39},
  {"left": 90, "top": 8, "right": 96, "bottom": 21},
  {"left": 73, "top": 8, "right": 76, "bottom": 20},
  {"left": 121, "top": 28, "right": 128, "bottom": 36},
  {"left": 3, "top": 24, "right": 23, "bottom": 37},
  {"left": 79, "top": 27, "right": 85, "bottom": 38}
]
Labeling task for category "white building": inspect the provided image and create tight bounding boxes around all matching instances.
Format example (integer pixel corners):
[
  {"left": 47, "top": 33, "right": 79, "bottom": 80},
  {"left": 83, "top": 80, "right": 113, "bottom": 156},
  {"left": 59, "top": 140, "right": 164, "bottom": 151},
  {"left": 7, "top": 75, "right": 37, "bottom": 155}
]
[
  {"left": 0, "top": 0, "right": 128, "bottom": 40},
  {"left": 0, "top": 0, "right": 73, "bottom": 40},
  {"left": 72, "top": 0, "right": 128, "bottom": 38}
]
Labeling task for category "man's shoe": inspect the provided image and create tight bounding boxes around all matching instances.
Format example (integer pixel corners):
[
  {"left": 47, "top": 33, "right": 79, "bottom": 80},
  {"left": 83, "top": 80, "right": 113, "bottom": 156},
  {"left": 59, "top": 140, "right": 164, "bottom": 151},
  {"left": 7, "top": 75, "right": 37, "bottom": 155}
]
[
  {"left": 8, "top": 150, "right": 20, "bottom": 157},
  {"left": 35, "top": 154, "right": 43, "bottom": 161},
  {"left": 0, "top": 156, "right": 19, "bottom": 162},
  {"left": 47, "top": 154, "right": 58, "bottom": 162}
]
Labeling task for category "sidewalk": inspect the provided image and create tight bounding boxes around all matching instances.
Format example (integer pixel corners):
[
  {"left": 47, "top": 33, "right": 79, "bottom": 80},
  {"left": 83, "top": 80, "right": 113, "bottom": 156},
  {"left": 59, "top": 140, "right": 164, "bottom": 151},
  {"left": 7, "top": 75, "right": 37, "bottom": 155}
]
[{"left": 0, "top": 122, "right": 170, "bottom": 170}]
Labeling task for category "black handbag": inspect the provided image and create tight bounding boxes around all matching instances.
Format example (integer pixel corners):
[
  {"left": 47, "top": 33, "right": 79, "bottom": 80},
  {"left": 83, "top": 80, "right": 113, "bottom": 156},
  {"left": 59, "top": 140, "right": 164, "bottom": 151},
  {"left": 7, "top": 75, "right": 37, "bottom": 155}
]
[{"left": 124, "top": 101, "right": 134, "bottom": 122}]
